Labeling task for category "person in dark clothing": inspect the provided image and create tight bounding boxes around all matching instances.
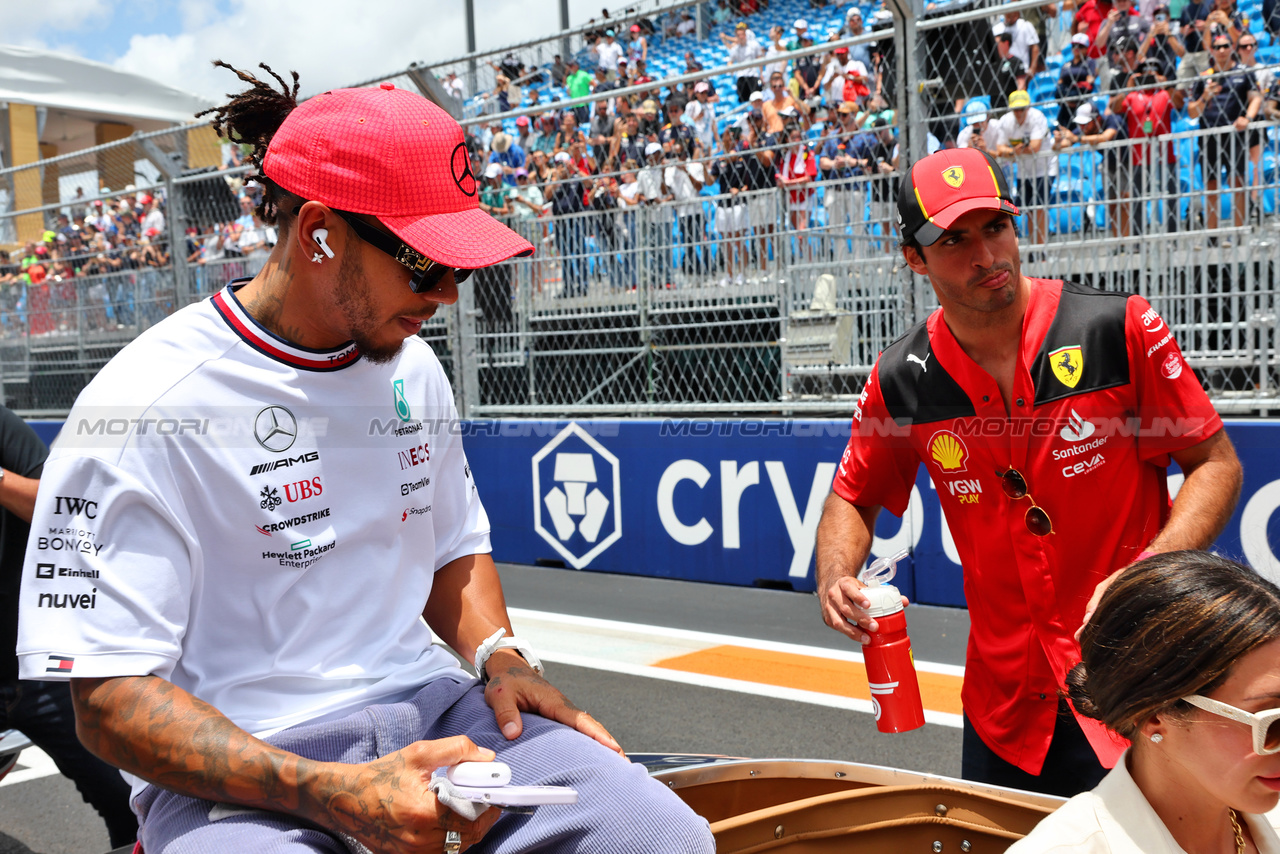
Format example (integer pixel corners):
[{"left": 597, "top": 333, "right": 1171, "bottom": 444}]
[
  {"left": 613, "top": 113, "right": 646, "bottom": 169},
  {"left": 658, "top": 100, "right": 697, "bottom": 159},
  {"left": 737, "top": 121, "right": 779, "bottom": 280},
  {"left": 1190, "top": 34, "right": 1262, "bottom": 235},
  {"left": 549, "top": 162, "right": 589, "bottom": 296},
  {"left": 1105, "top": 37, "right": 1142, "bottom": 95},
  {"left": 710, "top": 127, "right": 750, "bottom": 285},
  {"left": 819, "top": 103, "right": 871, "bottom": 260},
  {"left": 1266, "top": 0, "right": 1280, "bottom": 40},
  {"left": 497, "top": 53, "right": 523, "bottom": 83},
  {"left": 1060, "top": 101, "right": 1130, "bottom": 239},
  {"left": 865, "top": 116, "right": 899, "bottom": 250},
  {"left": 1137, "top": 2, "right": 1185, "bottom": 80},
  {"left": 1180, "top": 0, "right": 1246, "bottom": 56},
  {"left": 588, "top": 176, "right": 623, "bottom": 288},
  {"left": 0, "top": 409, "right": 136, "bottom": 848},
  {"left": 1056, "top": 34, "right": 1097, "bottom": 127},
  {"left": 994, "top": 32, "right": 1028, "bottom": 110},
  {"left": 636, "top": 100, "right": 663, "bottom": 139},
  {"left": 588, "top": 99, "right": 616, "bottom": 172}
]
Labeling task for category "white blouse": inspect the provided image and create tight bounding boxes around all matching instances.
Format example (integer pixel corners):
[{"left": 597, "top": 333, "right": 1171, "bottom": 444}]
[{"left": 1007, "top": 751, "right": 1280, "bottom": 854}]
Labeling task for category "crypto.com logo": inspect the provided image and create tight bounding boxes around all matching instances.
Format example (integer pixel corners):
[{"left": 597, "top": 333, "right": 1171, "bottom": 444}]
[{"left": 531, "top": 422, "right": 622, "bottom": 569}]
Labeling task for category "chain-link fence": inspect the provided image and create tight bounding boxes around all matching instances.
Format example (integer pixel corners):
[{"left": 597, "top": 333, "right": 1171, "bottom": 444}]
[
  {"left": 3, "top": 0, "right": 1280, "bottom": 416},
  {"left": 348, "top": 0, "right": 710, "bottom": 122}
]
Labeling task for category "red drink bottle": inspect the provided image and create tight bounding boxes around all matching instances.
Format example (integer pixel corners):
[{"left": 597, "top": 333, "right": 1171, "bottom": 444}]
[{"left": 857, "top": 551, "right": 925, "bottom": 733}]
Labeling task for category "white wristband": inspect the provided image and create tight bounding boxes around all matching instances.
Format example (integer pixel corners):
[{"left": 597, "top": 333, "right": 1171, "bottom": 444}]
[{"left": 473, "top": 627, "right": 545, "bottom": 684}]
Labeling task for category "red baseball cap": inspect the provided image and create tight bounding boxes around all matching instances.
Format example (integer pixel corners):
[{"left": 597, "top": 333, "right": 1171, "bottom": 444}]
[
  {"left": 262, "top": 83, "right": 532, "bottom": 268},
  {"left": 896, "top": 148, "right": 1019, "bottom": 247}
]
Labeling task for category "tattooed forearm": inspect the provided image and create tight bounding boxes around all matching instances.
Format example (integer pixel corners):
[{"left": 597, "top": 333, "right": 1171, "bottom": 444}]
[{"left": 69, "top": 676, "right": 427, "bottom": 841}]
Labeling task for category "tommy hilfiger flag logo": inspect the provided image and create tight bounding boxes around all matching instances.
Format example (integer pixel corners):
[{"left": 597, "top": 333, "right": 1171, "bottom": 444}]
[{"left": 46, "top": 655, "right": 74, "bottom": 673}]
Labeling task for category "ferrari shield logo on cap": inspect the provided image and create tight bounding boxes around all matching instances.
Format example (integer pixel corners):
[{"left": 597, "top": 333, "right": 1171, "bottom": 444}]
[
  {"left": 1050, "top": 345, "right": 1084, "bottom": 388},
  {"left": 942, "top": 166, "right": 965, "bottom": 189}
]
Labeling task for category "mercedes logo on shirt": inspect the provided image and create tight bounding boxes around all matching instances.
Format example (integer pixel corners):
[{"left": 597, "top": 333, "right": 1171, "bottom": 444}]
[{"left": 254, "top": 406, "right": 298, "bottom": 453}]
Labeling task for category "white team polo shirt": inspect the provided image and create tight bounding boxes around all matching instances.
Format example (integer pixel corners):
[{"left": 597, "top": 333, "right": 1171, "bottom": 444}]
[{"left": 17, "top": 284, "right": 488, "bottom": 737}]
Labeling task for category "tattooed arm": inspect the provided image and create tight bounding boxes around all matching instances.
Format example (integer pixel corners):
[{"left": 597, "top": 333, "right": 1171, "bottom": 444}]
[
  {"left": 69, "top": 676, "right": 500, "bottom": 853},
  {"left": 423, "top": 553, "right": 624, "bottom": 755}
]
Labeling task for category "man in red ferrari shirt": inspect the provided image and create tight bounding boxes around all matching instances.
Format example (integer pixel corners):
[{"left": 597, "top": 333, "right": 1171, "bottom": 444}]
[
  {"left": 1077, "top": 0, "right": 1116, "bottom": 60},
  {"left": 815, "top": 147, "right": 1243, "bottom": 797}
]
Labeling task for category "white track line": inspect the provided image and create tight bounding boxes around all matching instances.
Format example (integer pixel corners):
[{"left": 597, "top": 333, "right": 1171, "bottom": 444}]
[
  {"left": 543, "top": 649, "right": 964, "bottom": 728},
  {"left": 507, "top": 608, "right": 964, "bottom": 727},
  {"left": 508, "top": 607, "right": 967, "bottom": 677},
  {"left": 0, "top": 745, "right": 59, "bottom": 787}
]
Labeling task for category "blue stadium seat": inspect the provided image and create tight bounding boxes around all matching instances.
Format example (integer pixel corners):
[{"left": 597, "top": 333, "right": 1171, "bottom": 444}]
[
  {"left": 1048, "top": 178, "right": 1086, "bottom": 234},
  {"left": 1029, "top": 72, "right": 1057, "bottom": 106}
]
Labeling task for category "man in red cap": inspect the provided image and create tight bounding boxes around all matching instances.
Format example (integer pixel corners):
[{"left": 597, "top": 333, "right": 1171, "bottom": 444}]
[
  {"left": 16, "top": 65, "right": 713, "bottom": 854},
  {"left": 813, "top": 147, "right": 1242, "bottom": 797}
]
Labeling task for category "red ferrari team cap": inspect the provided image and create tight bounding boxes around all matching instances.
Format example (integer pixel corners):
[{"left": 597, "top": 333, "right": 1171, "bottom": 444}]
[
  {"left": 262, "top": 82, "right": 533, "bottom": 268},
  {"left": 896, "top": 148, "right": 1019, "bottom": 247}
]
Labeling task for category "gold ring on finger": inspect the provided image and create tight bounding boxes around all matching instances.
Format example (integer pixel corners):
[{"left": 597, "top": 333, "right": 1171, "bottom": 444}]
[{"left": 444, "top": 830, "right": 463, "bottom": 853}]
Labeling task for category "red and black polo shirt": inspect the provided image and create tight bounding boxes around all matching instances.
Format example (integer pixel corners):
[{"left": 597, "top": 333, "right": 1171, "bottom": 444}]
[{"left": 833, "top": 278, "right": 1222, "bottom": 775}]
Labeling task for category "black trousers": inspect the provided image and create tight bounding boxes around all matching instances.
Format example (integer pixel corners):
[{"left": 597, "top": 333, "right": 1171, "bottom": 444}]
[
  {"left": 679, "top": 212, "right": 707, "bottom": 276},
  {"left": 961, "top": 699, "right": 1108, "bottom": 798},
  {"left": 1, "top": 679, "right": 137, "bottom": 846}
]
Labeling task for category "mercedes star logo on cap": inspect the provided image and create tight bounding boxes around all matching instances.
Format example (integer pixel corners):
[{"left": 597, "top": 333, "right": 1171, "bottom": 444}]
[
  {"left": 451, "top": 143, "right": 476, "bottom": 196},
  {"left": 254, "top": 406, "right": 298, "bottom": 453}
]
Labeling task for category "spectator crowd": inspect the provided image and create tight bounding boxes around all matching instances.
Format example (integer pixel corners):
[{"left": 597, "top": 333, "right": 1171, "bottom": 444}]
[
  {"left": 439, "top": 0, "right": 1280, "bottom": 295},
  {"left": 0, "top": 189, "right": 172, "bottom": 337},
  {"left": 8, "top": 0, "right": 1280, "bottom": 313},
  {"left": 0, "top": 153, "right": 278, "bottom": 337}
]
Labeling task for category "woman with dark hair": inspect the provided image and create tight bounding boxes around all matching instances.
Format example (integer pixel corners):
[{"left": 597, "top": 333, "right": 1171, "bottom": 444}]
[{"left": 1009, "top": 551, "right": 1280, "bottom": 853}]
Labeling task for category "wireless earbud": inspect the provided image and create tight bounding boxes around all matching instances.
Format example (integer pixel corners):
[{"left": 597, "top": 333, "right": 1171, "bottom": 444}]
[{"left": 312, "top": 228, "right": 335, "bottom": 259}]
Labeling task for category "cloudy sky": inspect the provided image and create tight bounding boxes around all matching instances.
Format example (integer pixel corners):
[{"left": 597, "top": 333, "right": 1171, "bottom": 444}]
[{"left": 8, "top": 0, "right": 617, "bottom": 100}]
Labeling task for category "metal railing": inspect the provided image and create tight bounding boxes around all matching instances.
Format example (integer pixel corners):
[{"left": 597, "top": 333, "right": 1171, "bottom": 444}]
[{"left": 3, "top": 0, "right": 1280, "bottom": 416}]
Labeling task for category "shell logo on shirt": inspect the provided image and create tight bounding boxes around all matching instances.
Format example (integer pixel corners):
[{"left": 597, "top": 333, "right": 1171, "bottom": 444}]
[
  {"left": 928, "top": 431, "right": 969, "bottom": 473},
  {"left": 1050, "top": 345, "right": 1084, "bottom": 388},
  {"left": 942, "top": 165, "right": 965, "bottom": 188}
]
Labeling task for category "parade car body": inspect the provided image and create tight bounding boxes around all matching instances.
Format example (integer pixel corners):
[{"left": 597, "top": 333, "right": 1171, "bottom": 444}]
[
  {"left": 0, "top": 732, "right": 1063, "bottom": 854},
  {"left": 639, "top": 753, "right": 1063, "bottom": 852}
]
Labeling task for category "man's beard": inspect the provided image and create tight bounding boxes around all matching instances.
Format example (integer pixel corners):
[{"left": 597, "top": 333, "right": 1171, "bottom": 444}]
[{"left": 334, "top": 247, "right": 409, "bottom": 365}]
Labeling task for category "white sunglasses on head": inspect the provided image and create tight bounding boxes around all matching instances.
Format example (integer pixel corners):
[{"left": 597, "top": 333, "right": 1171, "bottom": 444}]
[{"left": 1182, "top": 694, "right": 1280, "bottom": 755}]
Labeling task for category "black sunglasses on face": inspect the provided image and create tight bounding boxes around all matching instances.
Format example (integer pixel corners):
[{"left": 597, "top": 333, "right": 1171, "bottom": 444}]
[
  {"left": 294, "top": 204, "right": 473, "bottom": 294},
  {"left": 996, "top": 467, "right": 1055, "bottom": 536}
]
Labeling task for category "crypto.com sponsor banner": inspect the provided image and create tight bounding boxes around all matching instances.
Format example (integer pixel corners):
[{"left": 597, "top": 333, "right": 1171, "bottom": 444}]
[
  {"left": 460, "top": 418, "right": 1280, "bottom": 606},
  {"left": 28, "top": 418, "right": 1280, "bottom": 607}
]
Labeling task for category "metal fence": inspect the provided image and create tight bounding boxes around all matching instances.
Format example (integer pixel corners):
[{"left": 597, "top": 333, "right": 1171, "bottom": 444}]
[{"left": 3, "top": 0, "right": 1280, "bottom": 416}]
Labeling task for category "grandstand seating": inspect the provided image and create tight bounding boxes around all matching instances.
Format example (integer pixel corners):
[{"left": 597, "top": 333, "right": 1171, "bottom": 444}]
[
  {"left": 468, "top": 0, "right": 873, "bottom": 133},
  {"left": 459, "top": 0, "right": 1280, "bottom": 236}
]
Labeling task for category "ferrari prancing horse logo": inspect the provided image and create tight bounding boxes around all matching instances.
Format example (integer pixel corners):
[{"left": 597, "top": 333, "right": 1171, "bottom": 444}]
[
  {"left": 942, "top": 166, "right": 965, "bottom": 188},
  {"left": 1050, "top": 345, "right": 1084, "bottom": 388}
]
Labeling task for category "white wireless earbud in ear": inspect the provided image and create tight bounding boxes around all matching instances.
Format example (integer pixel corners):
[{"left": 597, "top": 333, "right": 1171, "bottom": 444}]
[{"left": 312, "top": 228, "right": 335, "bottom": 259}]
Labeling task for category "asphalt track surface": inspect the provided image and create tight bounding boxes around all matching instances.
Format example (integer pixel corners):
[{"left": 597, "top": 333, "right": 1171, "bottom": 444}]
[{"left": 0, "top": 562, "right": 971, "bottom": 854}]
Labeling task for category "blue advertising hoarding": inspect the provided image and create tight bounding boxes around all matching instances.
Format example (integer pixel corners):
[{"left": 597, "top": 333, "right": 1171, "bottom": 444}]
[
  {"left": 460, "top": 418, "right": 1280, "bottom": 607},
  {"left": 28, "top": 418, "right": 1280, "bottom": 608}
]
